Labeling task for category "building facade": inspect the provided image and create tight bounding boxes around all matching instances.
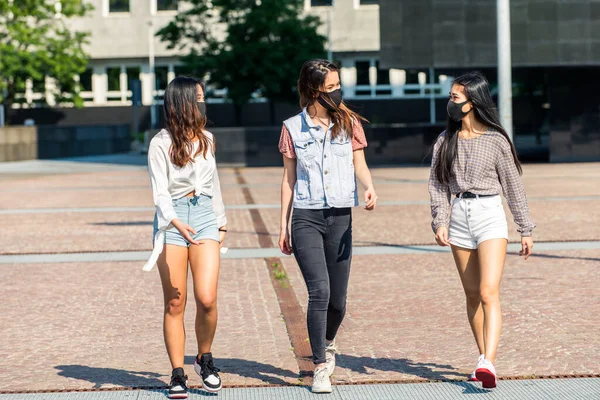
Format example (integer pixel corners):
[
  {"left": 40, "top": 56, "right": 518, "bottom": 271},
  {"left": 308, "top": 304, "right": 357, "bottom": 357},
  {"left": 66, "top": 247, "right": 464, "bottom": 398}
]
[{"left": 18, "top": 0, "right": 450, "bottom": 109}]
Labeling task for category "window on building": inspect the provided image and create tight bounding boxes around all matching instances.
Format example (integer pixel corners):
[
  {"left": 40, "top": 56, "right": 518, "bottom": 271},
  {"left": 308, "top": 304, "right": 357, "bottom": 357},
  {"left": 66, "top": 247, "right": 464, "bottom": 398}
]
[
  {"left": 375, "top": 61, "right": 391, "bottom": 95},
  {"left": 31, "top": 77, "right": 46, "bottom": 94},
  {"left": 355, "top": 61, "right": 371, "bottom": 95},
  {"left": 126, "top": 67, "right": 141, "bottom": 87},
  {"left": 79, "top": 69, "right": 93, "bottom": 92},
  {"left": 157, "top": 0, "right": 178, "bottom": 11},
  {"left": 360, "top": 0, "right": 379, "bottom": 5},
  {"left": 376, "top": 61, "right": 389, "bottom": 85},
  {"left": 356, "top": 61, "right": 370, "bottom": 86},
  {"left": 107, "top": 67, "right": 121, "bottom": 91},
  {"left": 311, "top": 0, "right": 333, "bottom": 7},
  {"left": 155, "top": 66, "right": 169, "bottom": 90},
  {"left": 109, "top": 0, "right": 129, "bottom": 13}
]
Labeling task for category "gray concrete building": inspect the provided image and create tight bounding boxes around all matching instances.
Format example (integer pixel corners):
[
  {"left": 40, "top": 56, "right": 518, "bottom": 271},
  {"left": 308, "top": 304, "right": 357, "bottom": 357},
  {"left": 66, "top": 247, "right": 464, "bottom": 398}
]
[{"left": 18, "top": 0, "right": 450, "bottom": 108}]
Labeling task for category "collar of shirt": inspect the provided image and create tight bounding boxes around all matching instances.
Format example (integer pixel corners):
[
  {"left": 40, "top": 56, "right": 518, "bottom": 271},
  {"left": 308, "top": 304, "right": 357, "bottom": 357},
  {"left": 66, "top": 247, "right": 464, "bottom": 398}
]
[{"left": 302, "top": 107, "right": 335, "bottom": 131}]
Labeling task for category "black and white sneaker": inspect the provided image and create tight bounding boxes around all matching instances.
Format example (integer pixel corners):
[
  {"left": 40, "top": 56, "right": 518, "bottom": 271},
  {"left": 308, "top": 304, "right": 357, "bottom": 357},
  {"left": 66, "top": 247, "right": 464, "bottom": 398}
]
[
  {"left": 167, "top": 367, "right": 188, "bottom": 399},
  {"left": 194, "top": 352, "right": 222, "bottom": 393}
]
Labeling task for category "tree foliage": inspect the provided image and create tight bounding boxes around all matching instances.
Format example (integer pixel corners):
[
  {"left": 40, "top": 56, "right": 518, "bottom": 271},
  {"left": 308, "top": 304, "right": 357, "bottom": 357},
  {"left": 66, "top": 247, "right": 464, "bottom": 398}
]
[
  {"left": 157, "top": 0, "right": 327, "bottom": 106},
  {"left": 0, "top": 0, "right": 92, "bottom": 123}
]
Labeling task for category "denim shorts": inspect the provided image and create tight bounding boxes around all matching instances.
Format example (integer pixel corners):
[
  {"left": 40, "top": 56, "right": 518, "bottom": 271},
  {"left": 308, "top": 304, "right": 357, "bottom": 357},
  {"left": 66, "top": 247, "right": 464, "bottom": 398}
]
[
  {"left": 153, "top": 194, "right": 220, "bottom": 247},
  {"left": 449, "top": 195, "right": 508, "bottom": 249}
]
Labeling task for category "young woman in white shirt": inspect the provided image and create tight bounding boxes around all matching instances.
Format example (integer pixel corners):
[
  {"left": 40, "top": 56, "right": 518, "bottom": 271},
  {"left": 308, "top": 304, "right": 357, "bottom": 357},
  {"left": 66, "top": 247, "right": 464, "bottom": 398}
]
[{"left": 145, "top": 77, "right": 227, "bottom": 398}]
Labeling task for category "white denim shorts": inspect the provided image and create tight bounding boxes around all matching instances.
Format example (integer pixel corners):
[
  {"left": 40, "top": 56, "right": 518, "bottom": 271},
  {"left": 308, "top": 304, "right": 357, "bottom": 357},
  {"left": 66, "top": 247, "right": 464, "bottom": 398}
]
[{"left": 449, "top": 194, "right": 508, "bottom": 249}]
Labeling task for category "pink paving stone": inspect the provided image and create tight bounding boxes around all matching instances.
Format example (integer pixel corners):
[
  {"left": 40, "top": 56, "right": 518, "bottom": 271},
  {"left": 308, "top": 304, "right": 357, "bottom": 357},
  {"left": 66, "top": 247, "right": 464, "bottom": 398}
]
[
  {"left": 0, "top": 209, "right": 261, "bottom": 255},
  {"left": 282, "top": 250, "right": 600, "bottom": 383},
  {"left": 0, "top": 185, "right": 249, "bottom": 210},
  {"left": 0, "top": 259, "right": 299, "bottom": 392}
]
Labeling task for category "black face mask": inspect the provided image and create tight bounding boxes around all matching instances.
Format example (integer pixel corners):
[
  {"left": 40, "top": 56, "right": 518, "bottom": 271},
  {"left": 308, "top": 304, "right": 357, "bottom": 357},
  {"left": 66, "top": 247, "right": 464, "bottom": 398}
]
[
  {"left": 447, "top": 100, "right": 472, "bottom": 122},
  {"left": 317, "top": 88, "right": 343, "bottom": 111},
  {"left": 197, "top": 101, "right": 206, "bottom": 118}
]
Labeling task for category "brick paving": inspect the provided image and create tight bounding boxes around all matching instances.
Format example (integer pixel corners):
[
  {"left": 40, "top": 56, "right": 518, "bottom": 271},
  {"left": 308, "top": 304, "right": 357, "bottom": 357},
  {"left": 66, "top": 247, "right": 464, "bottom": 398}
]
[{"left": 0, "top": 159, "right": 598, "bottom": 393}]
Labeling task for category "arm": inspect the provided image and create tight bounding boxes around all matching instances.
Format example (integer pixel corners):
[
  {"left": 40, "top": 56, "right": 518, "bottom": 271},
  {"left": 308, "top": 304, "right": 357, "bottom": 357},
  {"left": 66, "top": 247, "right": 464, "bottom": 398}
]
[
  {"left": 496, "top": 141, "right": 535, "bottom": 259},
  {"left": 279, "top": 156, "right": 297, "bottom": 254},
  {"left": 148, "top": 142, "right": 177, "bottom": 231},
  {"left": 351, "top": 119, "right": 377, "bottom": 210},
  {"left": 212, "top": 167, "right": 228, "bottom": 245},
  {"left": 428, "top": 136, "right": 452, "bottom": 245},
  {"left": 496, "top": 142, "right": 535, "bottom": 237},
  {"left": 353, "top": 149, "right": 377, "bottom": 210}
]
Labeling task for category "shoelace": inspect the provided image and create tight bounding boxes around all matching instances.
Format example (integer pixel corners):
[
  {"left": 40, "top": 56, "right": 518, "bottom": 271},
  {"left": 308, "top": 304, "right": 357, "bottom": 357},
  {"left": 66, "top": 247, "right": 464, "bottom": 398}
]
[
  {"left": 171, "top": 374, "right": 187, "bottom": 388},
  {"left": 314, "top": 368, "right": 328, "bottom": 383},
  {"left": 202, "top": 359, "right": 221, "bottom": 376}
]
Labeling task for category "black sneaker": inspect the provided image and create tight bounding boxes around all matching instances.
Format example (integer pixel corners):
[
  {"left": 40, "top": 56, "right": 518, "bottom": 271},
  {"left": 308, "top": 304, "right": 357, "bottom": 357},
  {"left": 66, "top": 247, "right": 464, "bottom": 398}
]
[
  {"left": 168, "top": 367, "right": 188, "bottom": 399},
  {"left": 194, "top": 352, "right": 222, "bottom": 392}
]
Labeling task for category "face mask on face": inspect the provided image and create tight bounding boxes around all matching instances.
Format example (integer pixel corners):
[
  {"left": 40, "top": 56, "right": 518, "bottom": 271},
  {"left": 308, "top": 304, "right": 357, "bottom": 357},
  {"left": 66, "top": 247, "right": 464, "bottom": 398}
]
[
  {"left": 447, "top": 100, "right": 472, "bottom": 122},
  {"left": 317, "top": 88, "right": 343, "bottom": 111},
  {"left": 197, "top": 101, "right": 206, "bottom": 118}
]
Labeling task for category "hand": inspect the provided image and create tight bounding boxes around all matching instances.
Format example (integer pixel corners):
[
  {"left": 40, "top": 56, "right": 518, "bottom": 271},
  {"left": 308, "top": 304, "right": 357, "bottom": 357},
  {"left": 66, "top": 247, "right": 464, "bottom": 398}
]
[
  {"left": 435, "top": 226, "right": 450, "bottom": 247},
  {"left": 218, "top": 228, "right": 227, "bottom": 248},
  {"left": 520, "top": 236, "right": 533, "bottom": 260},
  {"left": 364, "top": 186, "right": 378, "bottom": 211},
  {"left": 279, "top": 228, "right": 293, "bottom": 255},
  {"left": 172, "top": 218, "right": 199, "bottom": 245}
]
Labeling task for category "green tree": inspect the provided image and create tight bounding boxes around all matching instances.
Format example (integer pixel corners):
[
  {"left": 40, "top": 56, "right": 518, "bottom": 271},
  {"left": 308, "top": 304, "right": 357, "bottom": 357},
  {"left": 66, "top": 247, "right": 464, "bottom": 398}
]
[
  {"left": 157, "top": 0, "right": 327, "bottom": 122},
  {"left": 0, "top": 0, "right": 92, "bottom": 124}
]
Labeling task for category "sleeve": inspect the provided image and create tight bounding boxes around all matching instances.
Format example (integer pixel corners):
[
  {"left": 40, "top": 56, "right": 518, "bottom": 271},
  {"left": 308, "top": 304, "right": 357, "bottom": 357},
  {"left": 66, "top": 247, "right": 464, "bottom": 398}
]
[
  {"left": 278, "top": 125, "right": 296, "bottom": 159},
  {"left": 211, "top": 167, "right": 228, "bottom": 228},
  {"left": 148, "top": 141, "right": 177, "bottom": 231},
  {"left": 428, "top": 134, "right": 452, "bottom": 233},
  {"left": 351, "top": 119, "right": 368, "bottom": 151},
  {"left": 496, "top": 140, "right": 536, "bottom": 236}
]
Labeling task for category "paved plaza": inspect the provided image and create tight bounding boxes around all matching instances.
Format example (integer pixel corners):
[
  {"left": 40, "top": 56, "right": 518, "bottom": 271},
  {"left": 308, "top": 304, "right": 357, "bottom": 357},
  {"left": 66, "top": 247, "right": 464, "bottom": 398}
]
[{"left": 0, "top": 155, "right": 598, "bottom": 399}]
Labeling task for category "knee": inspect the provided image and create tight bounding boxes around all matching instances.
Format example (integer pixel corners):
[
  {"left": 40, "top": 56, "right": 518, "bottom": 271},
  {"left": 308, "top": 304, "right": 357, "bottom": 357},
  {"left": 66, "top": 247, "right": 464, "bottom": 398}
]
[
  {"left": 328, "top": 294, "right": 347, "bottom": 314},
  {"left": 165, "top": 297, "right": 186, "bottom": 316},
  {"left": 196, "top": 293, "right": 217, "bottom": 313},
  {"left": 464, "top": 287, "right": 481, "bottom": 306},
  {"left": 480, "top": 285, "right": 500, "bottom": 305},
  {"left": 308, "top": 281, "right": 330, "bottom": 305}
]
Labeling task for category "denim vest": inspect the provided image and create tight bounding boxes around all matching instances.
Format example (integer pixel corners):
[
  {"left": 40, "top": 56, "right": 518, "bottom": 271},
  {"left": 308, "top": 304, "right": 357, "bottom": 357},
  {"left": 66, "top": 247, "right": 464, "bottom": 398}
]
[{"left": 283, "top": 108, "right": 358, "bottom": 209}]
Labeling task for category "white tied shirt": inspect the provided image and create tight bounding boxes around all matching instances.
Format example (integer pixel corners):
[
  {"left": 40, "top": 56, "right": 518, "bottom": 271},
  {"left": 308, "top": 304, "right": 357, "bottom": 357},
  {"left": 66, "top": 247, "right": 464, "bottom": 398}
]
[{"left": 143, "top": 129, "right": 227, "bottom": 271}]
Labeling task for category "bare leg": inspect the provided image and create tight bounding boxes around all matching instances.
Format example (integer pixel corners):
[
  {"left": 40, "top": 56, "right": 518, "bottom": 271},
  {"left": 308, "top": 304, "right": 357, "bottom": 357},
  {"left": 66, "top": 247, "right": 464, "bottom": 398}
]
[
  {"left": 189, "top": 240, "right": 221, "bottom": 355},
  {"left": 477, "top": 239, "right": 508, "bottom": 363},
  {"left": 157, "top": 244, "right": 190, "bottom": 369},
  {"left": 451, "top": 245, "right": 485, "bottom": 356}
]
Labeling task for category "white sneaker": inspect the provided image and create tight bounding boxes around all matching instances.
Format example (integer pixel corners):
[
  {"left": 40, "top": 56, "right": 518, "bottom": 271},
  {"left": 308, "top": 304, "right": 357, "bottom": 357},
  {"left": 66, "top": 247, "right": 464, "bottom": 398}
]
[
  {"left": 475, "top": 358, "right": 497, "bottom": 389},
  {"left": 325, "top": 340, "right": 338, "bottom": 376},
  {"left": 470, "top": 354, "right": 485, "bottom": 381},
  {"left": 312, "top": 366, "right": 332, "bottom": 393}
]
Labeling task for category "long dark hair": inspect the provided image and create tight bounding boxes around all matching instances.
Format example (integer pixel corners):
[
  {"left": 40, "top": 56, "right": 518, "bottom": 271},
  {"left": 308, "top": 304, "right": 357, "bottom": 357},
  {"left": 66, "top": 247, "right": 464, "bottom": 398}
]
[
  {"left": 297, "top": 59, "right": 367, "bottom": 139},
  {"left": 435, "top": 71, "right": 522, "bottom": 184},
  {"left": 163, "top": 76, "right": 212, "bottom": 168}
]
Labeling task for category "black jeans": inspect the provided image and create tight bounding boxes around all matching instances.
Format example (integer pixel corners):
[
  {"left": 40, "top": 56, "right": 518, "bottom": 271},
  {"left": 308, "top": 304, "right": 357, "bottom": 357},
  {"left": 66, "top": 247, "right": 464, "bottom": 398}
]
[{"left": 291, "top": 207, "right": 352, "bottom": 364}]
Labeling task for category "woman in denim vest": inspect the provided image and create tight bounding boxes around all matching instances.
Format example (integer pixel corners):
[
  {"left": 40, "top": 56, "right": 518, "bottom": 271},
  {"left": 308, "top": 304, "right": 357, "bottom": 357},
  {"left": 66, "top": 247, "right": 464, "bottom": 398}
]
[{"left": 278, "top": 59, "right": 378, "bottom": 393}]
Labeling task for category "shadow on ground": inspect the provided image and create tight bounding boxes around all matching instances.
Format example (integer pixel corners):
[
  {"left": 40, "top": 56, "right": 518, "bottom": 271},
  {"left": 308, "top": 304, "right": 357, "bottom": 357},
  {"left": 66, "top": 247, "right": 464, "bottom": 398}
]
[
  {"left": 55, "top": 358, "right": 298, "bottom": 389},
  {"left": 336, "top": 354, "right": 465, "bottom": 382},
  {"left": 335, "top": 355, "right": 492, "bottom": 394}
]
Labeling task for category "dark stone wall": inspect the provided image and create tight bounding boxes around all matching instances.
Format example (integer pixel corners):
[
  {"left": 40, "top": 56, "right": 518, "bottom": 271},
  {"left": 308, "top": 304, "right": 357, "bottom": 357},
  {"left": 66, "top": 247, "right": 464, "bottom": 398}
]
[
  {"left": 10, "top": 98, "right": 438, "bottom": 131},
  {"left": 37, "top": 125, "right": 130, "bottom": 159},
  {"left": 211, "top": 124, "right": 446, "bottom": 167}
]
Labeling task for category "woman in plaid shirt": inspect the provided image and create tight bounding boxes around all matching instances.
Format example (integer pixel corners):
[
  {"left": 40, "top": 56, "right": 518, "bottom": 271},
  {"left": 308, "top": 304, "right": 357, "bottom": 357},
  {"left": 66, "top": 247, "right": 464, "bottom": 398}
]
[{"left": 428, "top": 72, "right": 535, "bottom": 389}]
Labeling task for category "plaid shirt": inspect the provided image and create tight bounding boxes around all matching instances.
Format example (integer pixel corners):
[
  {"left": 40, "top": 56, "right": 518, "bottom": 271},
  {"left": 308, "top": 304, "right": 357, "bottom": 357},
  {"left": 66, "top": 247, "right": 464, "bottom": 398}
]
[{"left": 428, "top": 130, "right": 535, "bottom": 237}]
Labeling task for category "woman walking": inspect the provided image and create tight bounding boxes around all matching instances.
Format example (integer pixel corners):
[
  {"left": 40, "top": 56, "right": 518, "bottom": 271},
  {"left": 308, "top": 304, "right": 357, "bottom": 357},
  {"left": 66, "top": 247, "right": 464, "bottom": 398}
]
[
  {"left": 279, "top": 59, "right": 378, "bottom": 393},
  {"left": 144, "top": 77, "right": 227, "bottom": 398},
  {"left": 429, "top": 71, "right": 535, "bottom": 389}
]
